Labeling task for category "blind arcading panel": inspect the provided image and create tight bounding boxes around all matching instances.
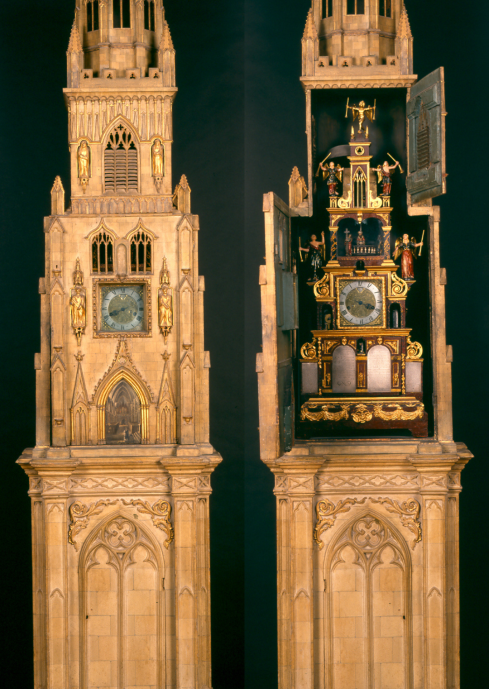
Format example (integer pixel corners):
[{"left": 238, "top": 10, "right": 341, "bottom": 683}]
[{"left": 104, "top": 125, "right": 138, "bottom": 193}]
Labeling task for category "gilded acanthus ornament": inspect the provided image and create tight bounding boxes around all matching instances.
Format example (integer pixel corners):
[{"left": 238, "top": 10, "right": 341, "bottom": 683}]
[
  {"left": 373, "top": 403, "right": 424, "bottom": 421},
  {"left": 301, "top": 403, "right": 349, "bottom": 422},
  {"left": 314, "top": 497, "right": 366, "bottom": 549},
  {"left": 68, "top": 499, "right": 117, "bottom": 551},
  {"left": 77, "top": 139, "right": 90, "bottom": 192},
  {"left": 313, "top": 274, "right": 330, "bottom": 298},
  {"left": 158, "top": 258, "right": 173, "bottom": 342},
  {"left": 300, "top": 339, "right": 317, "bottom": 360},
  {"left": 391, "top": 272, "right": 408, "bottom": 297},
  {"left": 406, "top": 335, "right": 423, "bottom": 360},
  {"left": 122, "top": 499, "right": 174, "bottom": 548},
  {"left": 370, "top": 497, "right": 422, "bottom": 549}
]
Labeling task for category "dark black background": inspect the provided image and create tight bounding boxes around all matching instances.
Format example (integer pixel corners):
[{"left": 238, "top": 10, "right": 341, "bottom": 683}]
[{"left": 0, "top": 1, "right": 487, "bottom": 687}]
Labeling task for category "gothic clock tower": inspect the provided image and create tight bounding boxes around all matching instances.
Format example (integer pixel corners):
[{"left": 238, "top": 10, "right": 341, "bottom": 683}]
[
  {"left": 257, "top": 2, "right": 471, "bottom": 688},
  {"left": 17, "top": 2, "right": 220, "bottom": 688}
]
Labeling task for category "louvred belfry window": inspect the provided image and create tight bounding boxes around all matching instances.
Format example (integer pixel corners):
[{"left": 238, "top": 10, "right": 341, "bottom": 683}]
[
  {"left": 113, "top": 0, "right": 131, "bottom": 28},
  {"left": 130, "top": 230, "right": 152, "bottom": 274},
  {"left": 104, "top": 125, "right": 138, "bottom": 193}
]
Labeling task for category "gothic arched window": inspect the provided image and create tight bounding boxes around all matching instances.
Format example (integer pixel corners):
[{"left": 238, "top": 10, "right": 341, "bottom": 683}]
[
  {"left": 87, "top": 0, "right": 100, "bottom": 31},
  {"left": 379, "top": 0, "right": 391, "bottom": 17},
  {"left": 104, "top": 124, "right": 138, "bottom": 193},
  {"left": 113, "top": 0, "right": 131, "bottom": 28},
  {"left": 322, "top": 0, "right": 333, "bottom": 18},
  {"left": 144, "top": 0, "right": 156, "bottom": 31},
  {"left": 130, "top": 230, "right": 152, "bottom": 274},
  {"left": 92, "top": 231, "right": 114, "bottom": 273},
  {"left": 347, "top": 0, "right": 364, "bottom": 14}
]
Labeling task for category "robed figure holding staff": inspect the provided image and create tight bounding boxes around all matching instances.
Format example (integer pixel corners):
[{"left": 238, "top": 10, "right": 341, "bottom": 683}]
[{"left": 393, "top": 233, "right": 424, "bottom": 280}]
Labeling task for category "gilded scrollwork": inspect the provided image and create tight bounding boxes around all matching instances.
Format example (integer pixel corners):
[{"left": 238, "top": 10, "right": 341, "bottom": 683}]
[
  {"left": 373, "top": 402, "right": 424, "bottom": 421},
  {"left": 391, "top": 272, "right": 408, "bottom": 297},
  {"left": 337, "top": 191, "right": 351, "bottom": 209},
  {"left": 313, "top": 274, "right": 330, "bottom": 298},
  {"left": 68, "top": 499, "right": 117, "bottom": 551},
  {"left": 370, "top": 497, "right": 422, "bottom": 549},
  {"left": 122, "top": 499, "right": 174, "bottom": 548},
  {"left": 406, "top": 335, "right": 423, "bottom": 360},
  {"left": 314, "top": 497, "right": 366, "bottom": 549},
  {"left": 300, "top": 338, "right": 317, "bottom": 360},
  {"left": 301, "top": 403, "right": 349, "bottom": 422}
]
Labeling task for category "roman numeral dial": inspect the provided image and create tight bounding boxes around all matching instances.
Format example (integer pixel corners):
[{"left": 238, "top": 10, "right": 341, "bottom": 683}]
[
  {"left": 338, "top": 280, "right": 383, "bottom": 327},
  {"left": 101, "top": 286, "right": 145, "bottom": 332}
]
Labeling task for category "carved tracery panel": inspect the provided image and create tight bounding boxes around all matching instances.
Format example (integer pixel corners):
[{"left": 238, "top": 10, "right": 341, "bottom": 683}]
[
  {"left": 80, "top": 514, "right": 165, "bottom": 689},
  {"left": 325, "top": 513, "right": 411, "bottom": 689}
]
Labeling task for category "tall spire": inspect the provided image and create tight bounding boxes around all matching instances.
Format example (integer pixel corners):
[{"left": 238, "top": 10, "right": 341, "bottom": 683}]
[
  {"left": 397, "top": 3, "right": 412, "bottom": 39},
  {"left": 67, "top": 21, "right": 82, "bottom": 54},
  {"left": 302, "top": 8, "right": 317, "bottom": 41}
]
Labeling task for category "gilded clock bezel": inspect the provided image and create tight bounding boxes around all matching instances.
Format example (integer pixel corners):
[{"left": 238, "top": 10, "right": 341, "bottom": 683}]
[
  {"left": 336, "top": 276, "right": 386, "bottom": 329},
  {"left": 93, "top": 277, "right": 152, "bottom": 338}
]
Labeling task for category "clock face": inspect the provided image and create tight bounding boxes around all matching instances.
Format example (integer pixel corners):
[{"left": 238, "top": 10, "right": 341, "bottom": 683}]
[
  {"left": 339, "top": 280, "right": 383, "bottom": 326},
  {"left": 101, "top": 285, "right": 145, "bottom": 332}
]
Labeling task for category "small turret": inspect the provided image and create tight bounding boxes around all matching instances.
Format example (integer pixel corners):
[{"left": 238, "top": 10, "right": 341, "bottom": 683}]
[
  {"left": 67, "top": 22, "right": 83, "bottom": 88},
  {"left": 159, "top": 21, "right": 176, "bottom": 87}
]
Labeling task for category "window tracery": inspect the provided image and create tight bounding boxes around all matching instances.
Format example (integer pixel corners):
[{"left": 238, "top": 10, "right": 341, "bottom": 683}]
[
  {"left": 347, "top": 0, "right": 364, "bottom": 14},
  {"left": 87, "top": 0, "right": 100, "bottom": 31},
  {"left": 130, "top": 229, "right": 152, "bottom": 274},
  {"left": 92, "top": 230, "right": 114, "bottom": 273},
  {"left": 144, "top": 0, "right": 156, "bottom": 31},
  {"left": 104, "top": 124, "right": 138, "bottom": 194},
  {"left": 113, "top": 0, "right": 131, "bottom": 28}
]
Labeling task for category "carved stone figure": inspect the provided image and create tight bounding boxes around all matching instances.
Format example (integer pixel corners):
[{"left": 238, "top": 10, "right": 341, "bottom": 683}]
[
  {"left": 159, "top": 286, "right": 173, "bottom": 331},
  {"left": 393, "top": 233, "right": 423, "bottom": 280},
  {"left": 71, "top": 288, "right": 86, "bottom": 330},
  {"left": 152, "top": 138, "right": 164, "bottom": 177},
  {"left": 77, "top": 140, "right": 90, "bottom": 178}
]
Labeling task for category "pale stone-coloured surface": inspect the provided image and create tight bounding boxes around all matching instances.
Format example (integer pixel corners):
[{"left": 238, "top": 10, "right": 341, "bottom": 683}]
[{"left": 18, "top": 3, "right": 221, "bottom": 688}]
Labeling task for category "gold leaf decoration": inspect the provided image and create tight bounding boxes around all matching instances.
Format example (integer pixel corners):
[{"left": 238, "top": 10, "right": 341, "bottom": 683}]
[
  {"left": 314, "top": 497, "right": 367, "bottom": 549},
  {"left": 68, "top": 499, "right": 117, "bottom": 551},
  {"left": 373, "top": 402, "right": 424, "bottom": 421},
  {"left": 122, "top": 499, "right": 174, "bottom": 548},
  {"left": 300, "top": 338, "right": 317, "bottom": 360},
  {"left": 351, "top": 404, "right": 373, "bottom": 423},
  {"left": 391, "top": 272, "right": 408, "bottom": 296},
  {"left": 406, "top": 335, "right": 423, "bottom": 360}
]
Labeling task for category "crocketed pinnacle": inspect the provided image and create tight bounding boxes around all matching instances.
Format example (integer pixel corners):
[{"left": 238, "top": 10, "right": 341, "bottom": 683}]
[
  {"left": 302, "top": 8, "right": 317, "bottom": 40},
  {"left": 67, "top": 21, "right": 83, "bottom": 54},
  {"left": 160, "top": 21, "right": 174, "bottom": 51},
  {"left": 51, "top": 176, "right": 64, "bottom": 193},
  {"left": 397, "top": 3, "right": 412, "bottom": 39},
  {"left": 290, "top": 166, "right": 300, "bottom": 182}
]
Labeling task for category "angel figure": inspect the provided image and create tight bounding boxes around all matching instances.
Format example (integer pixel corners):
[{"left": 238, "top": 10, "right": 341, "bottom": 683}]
[
  {"left": 376, "top": 159, "right": 399, "bottom": 196},
  {"left": 299, "top": 232, "right": 326, "bottom": 281},
  {"left": 319, "top": 160, "right": 344, "bottom": 197},
  {"left": 393, "top": 233, "right": 423, "bottom": 280},
  {"left": 345, "top": 99, "right": 375, "bottom": 133}
]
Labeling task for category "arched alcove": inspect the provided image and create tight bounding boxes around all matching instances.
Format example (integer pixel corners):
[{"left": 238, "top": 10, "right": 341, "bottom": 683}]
[
  {"left": 105, "top": 379, "right": 141, "bottom": 444},
  {"left": 79, "top": 511, "right": 166, "bottom": 689},
  {"left": 95, "top": 369, "right": 151, "bottom": 444},
  {"left": 323, "top": 510, "right": 413, "bottom": 689},
  {"left": 367, "top": 344, "right": 392, "bottom": 392},
  {"left": 332, "top": 344, "right": 356, "bottom": 393}
]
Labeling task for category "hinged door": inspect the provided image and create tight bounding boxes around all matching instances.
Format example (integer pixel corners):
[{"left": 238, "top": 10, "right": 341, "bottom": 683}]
[{"left": 406, "top": 67, "right": 446, "bottom": 203}]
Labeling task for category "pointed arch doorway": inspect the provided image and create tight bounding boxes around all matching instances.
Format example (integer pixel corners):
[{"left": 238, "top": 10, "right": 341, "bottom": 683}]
[{"left": 105, "top": 379, "right": 141, "bottom": 444}]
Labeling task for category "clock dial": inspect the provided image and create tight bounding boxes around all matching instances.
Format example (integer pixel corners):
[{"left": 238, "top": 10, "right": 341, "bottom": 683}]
[
  {"left": 339, "top": 280, "right": 383, "bottom": 326},
  {"left": 101, "top": 286, "right": 145, "bottom": 332}
]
